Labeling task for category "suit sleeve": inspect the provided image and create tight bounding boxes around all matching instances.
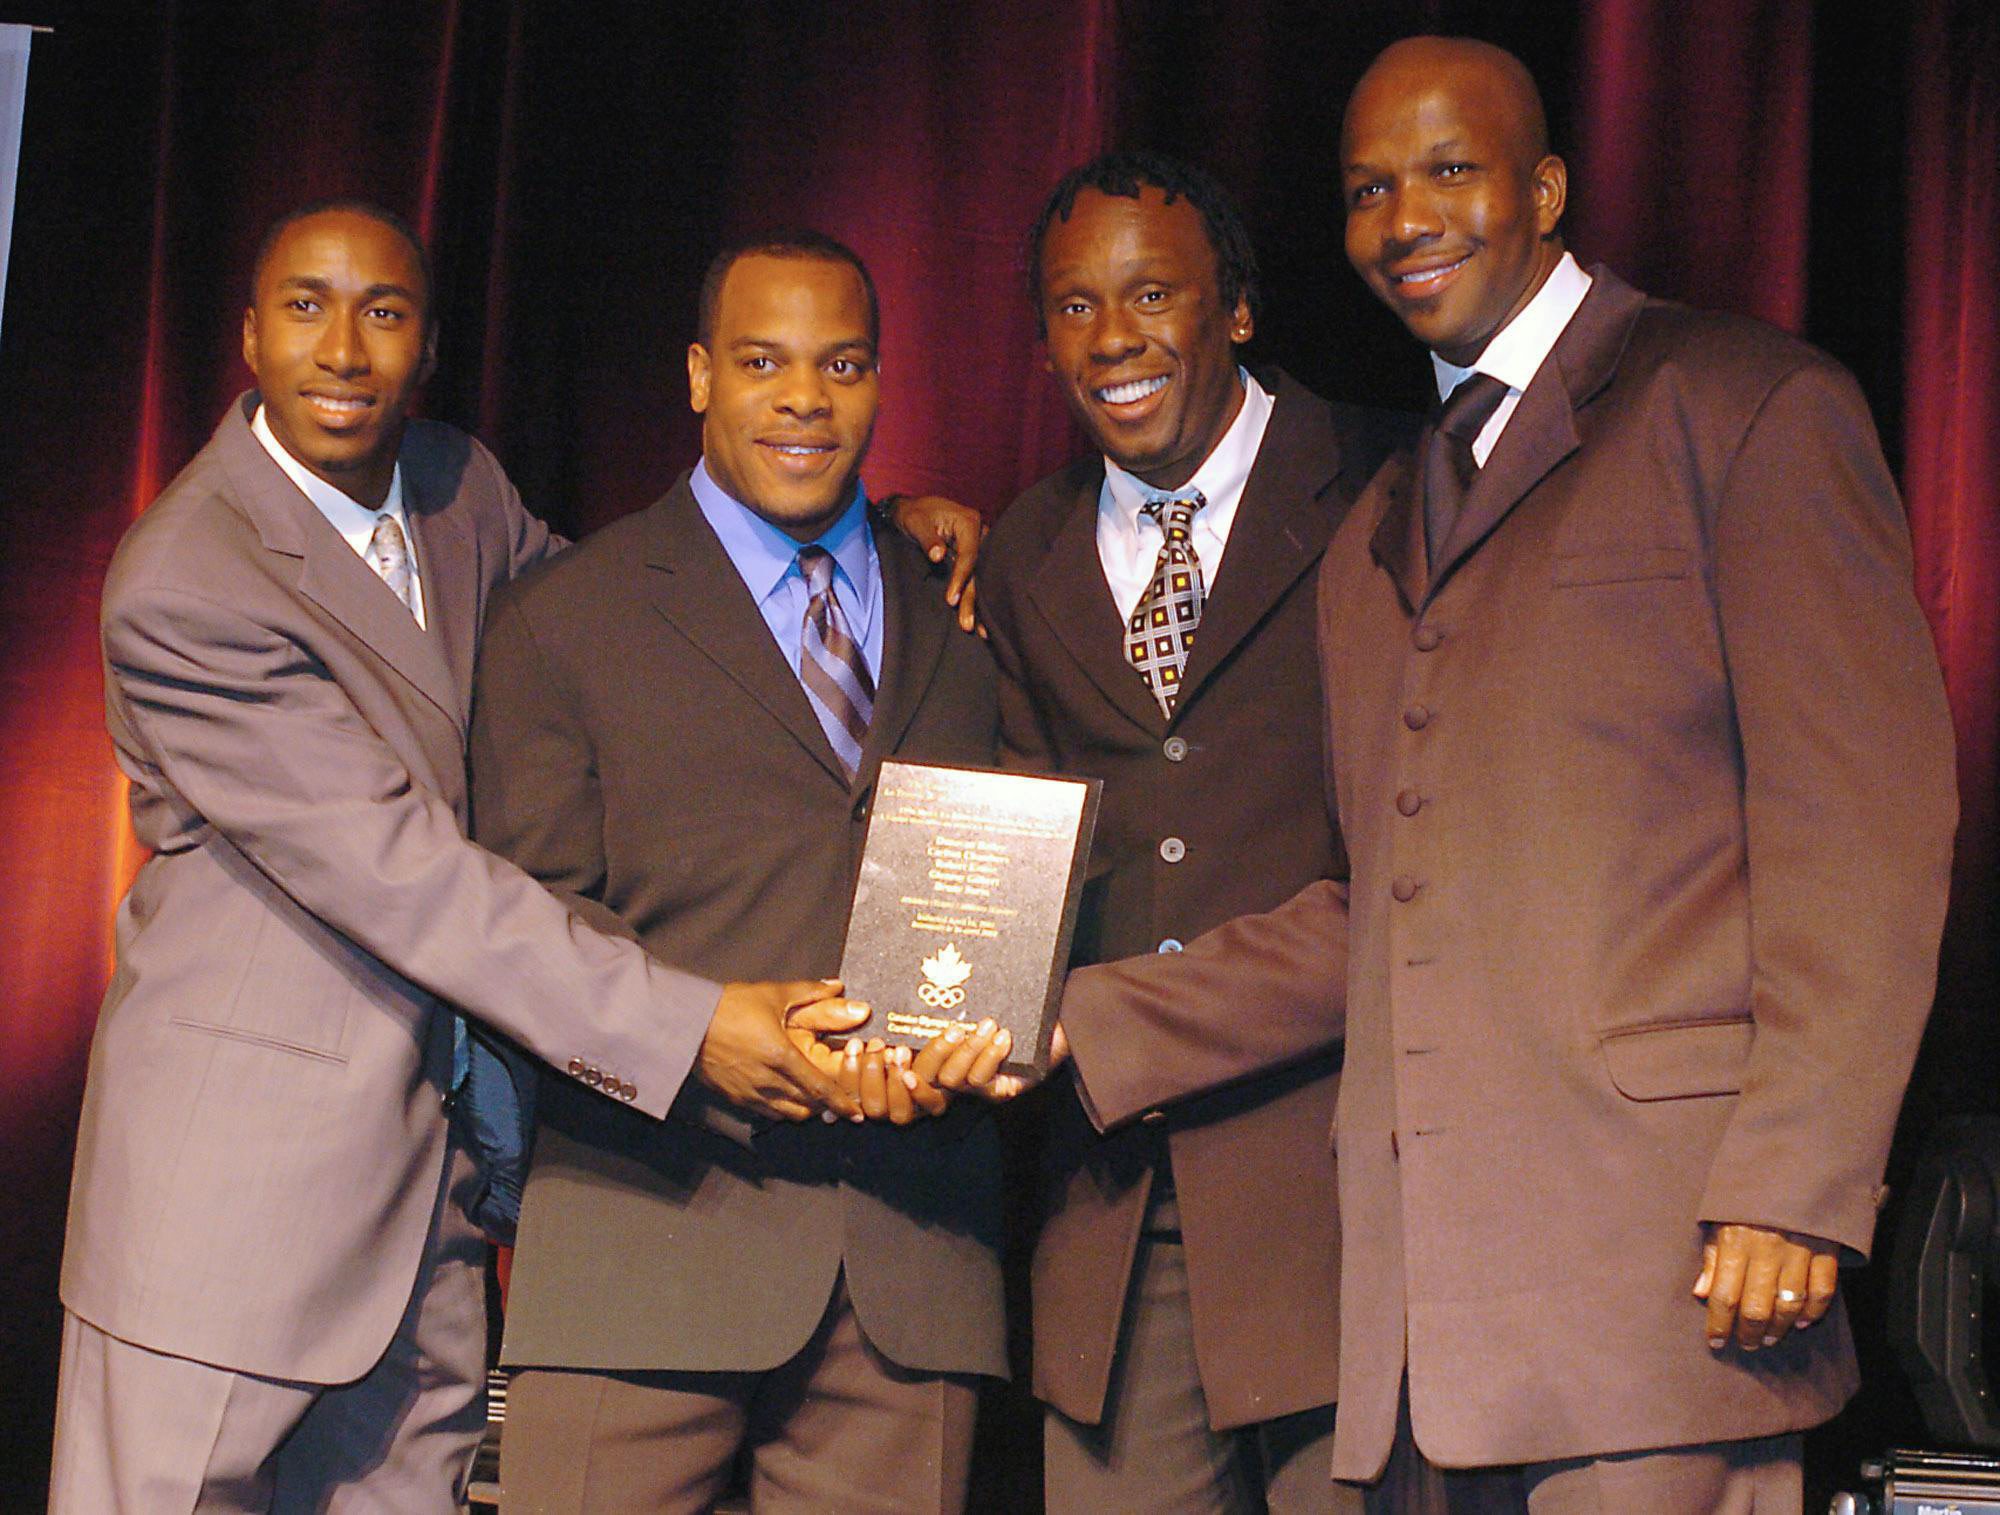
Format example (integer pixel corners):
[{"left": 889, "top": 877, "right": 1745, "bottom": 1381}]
[
  {"left": 101, "top": 580, "right": 719, "bottom": 1122},
  {"left": 1058, "top": 878, "right": 1349, "bottom": 1131},
  {"left": 1697, "top": 359, "right": 1957, "bottom": 1259}
]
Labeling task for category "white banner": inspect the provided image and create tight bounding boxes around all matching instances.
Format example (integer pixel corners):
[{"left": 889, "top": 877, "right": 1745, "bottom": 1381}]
[{"left": 0, "top": 24, "right": 35, "bottom": 352}]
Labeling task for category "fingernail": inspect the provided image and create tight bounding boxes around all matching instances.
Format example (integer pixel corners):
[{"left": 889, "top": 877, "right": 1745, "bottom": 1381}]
[
  {"left": 996, "top": 1029, "right": 1011, "bottom": 1047},
  {"left": 977, "top": 1018, "right": 996, "bottom": 1036},
  {"left": 1707, "top": 1337, "right": 1725, "bottom": 1350},
  {"left": 821, "top": 1110, "right": 838, "bottom": 1123},
  {"left": 902, "top": 1072, "right": 918, "bottom": 1089},
  {"left": 945, "top": 1027, "right": 964, "bottom": 1043},
  {"left": 1762, "top": 1335, "right": 1778, "bottom": 1347},
  {"left": 1795, "top": 1318, "right": 1813, "bottom": 1329}
]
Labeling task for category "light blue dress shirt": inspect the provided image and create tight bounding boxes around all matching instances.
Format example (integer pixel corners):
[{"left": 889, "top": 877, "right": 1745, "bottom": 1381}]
[{"left": 690, "top": 459, "right": 883, "bottom": 685}]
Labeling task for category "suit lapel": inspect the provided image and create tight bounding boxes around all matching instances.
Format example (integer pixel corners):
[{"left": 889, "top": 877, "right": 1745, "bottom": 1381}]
[
  {"left": 405, "top": 473, "right": 478, "bottom": 728},
  {"left": 858, "top": 529, "right": 947, "bottom": 785},
  {"left": 643, "top": 479, "right": 850, "bottom": 788},
  {"left": 1025, "top": 471, "right": 1169, "bottom": 735},
  {"left": 1367, "top": 451, "right": 1426, "bottom": 613},
  {"left": 219, "top": 401, "right": 464, "bottom": 734},
  {"left": 1176, "top": 378, "right": 1348, "bottom": 711},
  {"left": 1426, "top": 268, "right": 1646, "bottom": 597}
]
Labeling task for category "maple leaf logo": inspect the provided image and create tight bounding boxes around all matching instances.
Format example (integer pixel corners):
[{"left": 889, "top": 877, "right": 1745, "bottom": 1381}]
[{"left": 921, "top": 941, "right": 973, "bottom": 992}]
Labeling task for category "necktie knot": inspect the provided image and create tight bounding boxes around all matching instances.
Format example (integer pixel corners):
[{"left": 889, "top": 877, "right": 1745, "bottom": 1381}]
[
  {"left": 1437, "top": 372, "right": 1510, "bottom": 445},
  {"left": 798, "top": 543, "right": 836, "bottom": 596},
  {"left": 1141, "top": 490, "right": 1205, "bottom": 546}
]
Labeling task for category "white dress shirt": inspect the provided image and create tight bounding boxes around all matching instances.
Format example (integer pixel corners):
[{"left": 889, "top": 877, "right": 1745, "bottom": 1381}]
[
  {"left": 252, "top": 404, "right": 425, "bottom": 628},
  {"left": 1432, "top": 252, "right": 1593, "bottom": 467},
  {"left": 1096, "top": 368, "right": 1275, "bottom": 621}
]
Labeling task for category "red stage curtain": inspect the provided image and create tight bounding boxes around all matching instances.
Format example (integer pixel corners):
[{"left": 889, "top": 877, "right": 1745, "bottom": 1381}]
[{"left": 1, "top": 3, "right": 1996, "bottom": 1505}]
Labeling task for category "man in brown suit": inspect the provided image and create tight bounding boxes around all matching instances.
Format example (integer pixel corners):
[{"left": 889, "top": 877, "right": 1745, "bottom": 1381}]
[
  {"left": 472, "top": 233, "right": 1008, "bottom": 1514},
  {"left": 978, "top": 153, "right": 1407, "bottom": 1512},
  {"left": 52, "top": 203, "right": 868, "bottom": 1515},
  {"left": 1054, "top": 41, "right": 1957, "bottom": 1513}
]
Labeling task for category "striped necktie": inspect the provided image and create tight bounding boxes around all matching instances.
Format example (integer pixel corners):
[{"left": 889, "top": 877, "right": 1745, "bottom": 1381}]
[
  {"left": 797, "top": 545, "right": 874, "bottom": 781},
  {"left": 1126, "top": 490, "right": 1207, "bottom": 719}
]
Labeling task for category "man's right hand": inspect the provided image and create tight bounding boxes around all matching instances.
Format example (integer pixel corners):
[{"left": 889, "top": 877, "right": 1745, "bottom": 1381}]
[{"left": 697, "top": 979, "right": 869, "bottom": 1122}]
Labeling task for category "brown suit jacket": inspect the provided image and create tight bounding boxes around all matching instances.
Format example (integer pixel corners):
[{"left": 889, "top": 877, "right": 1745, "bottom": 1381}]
[
  {"left": 471, "top": 477, "right": 1007, "bottom": 1379},
  {"left": 1062, "top": 271, "right": 1957, "bottom": 1473},
  {"left": 64, "top": 397, "right": 720, "bottom": 1385},
  {"left": 979, "top": 373, "right": 1411, "bottom": 1429}
]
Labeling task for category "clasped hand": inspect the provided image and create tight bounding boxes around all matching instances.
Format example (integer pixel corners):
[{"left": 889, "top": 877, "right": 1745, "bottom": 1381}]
[{"left": 790, "top": 1017, "right": 1034, "bottom": 1125}]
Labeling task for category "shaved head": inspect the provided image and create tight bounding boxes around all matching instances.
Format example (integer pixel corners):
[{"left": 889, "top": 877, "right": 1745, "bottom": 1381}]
[
  {"left": 1339, "top": 36, "right": 1568, "bottom": 364},
  {"left": 1345, "top": 36, "right": 1550, "bottom": 179}
]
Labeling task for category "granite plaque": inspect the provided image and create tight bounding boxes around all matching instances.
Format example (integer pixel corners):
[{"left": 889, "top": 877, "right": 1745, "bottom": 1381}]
[{"left": 838, "top": 760, "right": 1099, "bottom": 1075}]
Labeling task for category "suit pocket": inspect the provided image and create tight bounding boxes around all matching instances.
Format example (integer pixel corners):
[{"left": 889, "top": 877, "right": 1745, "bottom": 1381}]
[
  {"left": 1551, "top": 547, "right": 1691, "bottom": 587},
  {"left": 1600, "top": 1018, "right": 1752, "bottom": 1100},
  {"left": 172, "top": 910, "right": 354, "bottom": 1062}
]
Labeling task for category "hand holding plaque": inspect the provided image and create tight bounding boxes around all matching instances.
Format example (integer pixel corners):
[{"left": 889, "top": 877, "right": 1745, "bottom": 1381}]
[{"left": 838, "top": 761, "right": 1099, "bottom": 1077}]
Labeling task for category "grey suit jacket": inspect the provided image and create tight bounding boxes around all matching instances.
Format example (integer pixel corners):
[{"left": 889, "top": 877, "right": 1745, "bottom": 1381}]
[
  {"left": 1062, "top": 271, "right": 1957, "bottom": 1474},
  {"left": 472, "top": 477, "right": 1007, "bottom": 1379},
  {"left": 62, "top": 396, "right": 721, "bottom": 1385}
]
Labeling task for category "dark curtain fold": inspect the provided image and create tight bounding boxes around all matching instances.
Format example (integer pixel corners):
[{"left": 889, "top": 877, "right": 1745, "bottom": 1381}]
[{"left": 2, "top": 2, "right": 1995, "bottom": 1505}]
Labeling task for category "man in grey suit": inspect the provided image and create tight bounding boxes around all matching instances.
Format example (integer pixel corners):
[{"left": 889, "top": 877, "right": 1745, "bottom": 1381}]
[{"left": 51, "top": 201, "right": 872, "bottom": 1515}]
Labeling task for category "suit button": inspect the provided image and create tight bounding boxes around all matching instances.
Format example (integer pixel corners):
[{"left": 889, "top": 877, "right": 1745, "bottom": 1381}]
[
  {"left": 620, "top": 1082, "right": 638, "bottom": 1102},
  {"left": 1159, "top": 836, "right": 1186, "bottom": 863},
  {"left": 567, "top": 1057, "right": 585, "bottom": 1076},
  {"left": 1404, "top": 704, "right": 1431, "bottom": 731},
  {"left": 1157, "top": 938, "right": 1184, "bottom": 953},
  {"left": 1413, "top": 625, "right": 1442, "bottom": 652},
  {"left": 583, "top": 1067, "right": 603, "bottom": 1087},
  {"left": 1163, "top": 736, "right": 1189, "bottom": 762},
  {"left": 1396, "top": 788, "right": 1423, "bottom": 817},
  {"left": 1391, "top": 876, "right": 1420, "bottom": 902}
]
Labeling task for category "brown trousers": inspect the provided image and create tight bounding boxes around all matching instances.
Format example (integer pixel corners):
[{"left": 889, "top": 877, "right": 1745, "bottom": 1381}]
[
  {"left": 500, "top": 1272, "right": 978, "bottom": 1515},
  {"left": 1363, "top": 1389, "right": 1802, "bottom": 1515},
  {"left": 1044, "top": 1192, "right": 1358, "bottom": 1514}
]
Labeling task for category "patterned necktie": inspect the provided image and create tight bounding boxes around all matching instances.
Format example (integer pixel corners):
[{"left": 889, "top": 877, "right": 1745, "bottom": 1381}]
[
  {"left": 1421, "top": 372, "right": 1510, "bottom": 570},
  {"left": 1126, "top": 491, "right": 1207, "bottom": 719},
  {"left": 366, "top": 514, "right": 419, "bottom": 619},
  {"left": 797, "top": 546, "right": 875, "bottom": 781},
  {"left": 365, "top": 512, "right": 463, "bottom": 1092}
]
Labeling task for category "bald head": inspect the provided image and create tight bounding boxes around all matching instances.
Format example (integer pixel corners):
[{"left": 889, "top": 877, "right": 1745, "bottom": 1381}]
[
  {"left": 1346, "top": 37, "right": 1549, "bottom": 170},
  {"left": 1339, "top": 36, "right": 1568, "bottom": 365}
]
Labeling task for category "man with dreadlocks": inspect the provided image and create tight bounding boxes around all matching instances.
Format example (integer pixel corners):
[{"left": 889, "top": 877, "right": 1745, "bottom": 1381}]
[{"left": 977, "top": 152, "right": 1411, "bottom": 1512}]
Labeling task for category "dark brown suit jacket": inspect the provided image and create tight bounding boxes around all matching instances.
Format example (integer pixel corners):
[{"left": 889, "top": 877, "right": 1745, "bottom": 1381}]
[
  {"left": 979, "top": 373, "right": 1411, "bottom": 1430},
  {"left": 1062, "top": 271, "right": 1957, "bottom": 1475},
  {"left": 470, "top": 477, "right": 1006, "bottom": 1379}
]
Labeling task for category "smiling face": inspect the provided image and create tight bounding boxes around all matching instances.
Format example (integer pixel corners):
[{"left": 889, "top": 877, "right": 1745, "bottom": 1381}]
[
  {"left": 687, "top": 253, "right": 879, "bottom": 541},
  {"left": 241, "top": 209, "right": 435, "bottom": 509},
  {"left": 1341, "top": 38, "right": 1567, "bottom": 367},
  {"left": 1037, "top": 186, "right": 1252, "bottom": 490}
]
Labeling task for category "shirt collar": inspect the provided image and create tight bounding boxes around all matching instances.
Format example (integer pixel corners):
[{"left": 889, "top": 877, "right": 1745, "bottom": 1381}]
[
  {"left": 1432, "top": 252, "right": 1593, "bottom": 402},
  {"left": 689, "top": 458, "right": 875, "bottom": 614},
  {"left": 1102, "top": 367, "right": 1271, "bottom": 522},
  {"left": 251, "top": 401, "right": 405, "bottom": 534}
]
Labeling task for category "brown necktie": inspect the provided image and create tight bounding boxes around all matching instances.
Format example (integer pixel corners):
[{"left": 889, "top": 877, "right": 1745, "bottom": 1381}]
[{"left": 1421, "top": 373, "right": 1509, "bottom": 570}]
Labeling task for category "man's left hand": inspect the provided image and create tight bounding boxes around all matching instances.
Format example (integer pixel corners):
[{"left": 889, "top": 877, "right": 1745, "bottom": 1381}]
[
  {"left": 1693, "top": 1222, "right": 1840, "bottom": 1352},
  {"left": 886, "top": 494, "right": 986, "bottom": 634}
]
